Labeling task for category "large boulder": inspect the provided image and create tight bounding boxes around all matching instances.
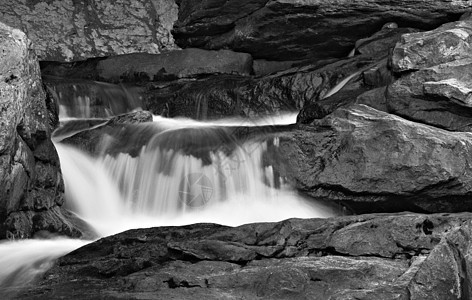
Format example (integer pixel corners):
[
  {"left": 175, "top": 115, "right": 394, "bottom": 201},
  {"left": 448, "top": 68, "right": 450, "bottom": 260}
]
[
  {"left": 0, "top": 23, "right": 82, "bottom": 239},
  {"left": 279, "top": 104, "right": 472, "bottom": 213},
  {"left": 387, "top": 20, "right": 472, "bottom": 131},
  {"left": 16, "top": 212, "right": 472, "bottom": 299},
  {"left": 0, "top": 0, "right": 178, "bottom": 61},
  {"left": 173, "top": 0, "right": 472, "bottom": 61}
]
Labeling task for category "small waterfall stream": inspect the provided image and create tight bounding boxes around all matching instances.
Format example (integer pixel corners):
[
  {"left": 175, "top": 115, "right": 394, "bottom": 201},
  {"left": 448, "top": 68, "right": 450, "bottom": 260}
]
[{"left": 0, "top": 76, "right": 352, "bottom": 296}]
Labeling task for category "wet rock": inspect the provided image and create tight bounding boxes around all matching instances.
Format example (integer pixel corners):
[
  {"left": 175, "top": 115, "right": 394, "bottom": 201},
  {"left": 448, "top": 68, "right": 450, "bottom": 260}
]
[
  {"left": 296, "top": 57, "right": 392, "bottom": 124},
  {"left": 281, "top": 104, "right": 472, "bottom": 213},
  {"left": 17, "top": 213, "right": 472, "bottom": 299},
  {"left": 60, "top": 111, "right": 154, "bottom": 155},
  {"left": 97, "top": 48, "right": 253, "bottom": 82},
  {"left": 253, "top": 59, "right": 298, "bottom": 77},
  {"left": 0, "top": 0, "right": 178, "bottom": 61},
  {"left": 173, "top": 0, "right": 472, "bottom": 61},
  {"left": 0, "top": 22, "right": 82, "bottom": 239},
  {"left": 144, "top": 55, "right": 377, "bottom": 120}
]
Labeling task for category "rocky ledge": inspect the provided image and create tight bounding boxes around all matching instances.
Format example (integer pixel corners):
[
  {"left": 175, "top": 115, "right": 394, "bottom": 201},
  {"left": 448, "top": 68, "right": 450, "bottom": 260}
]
[{"left": 17, "top": 212, "right": 472, "bottom": 299}]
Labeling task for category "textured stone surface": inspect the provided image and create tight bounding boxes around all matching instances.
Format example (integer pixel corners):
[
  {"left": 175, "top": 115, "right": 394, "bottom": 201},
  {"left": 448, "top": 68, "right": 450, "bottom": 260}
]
[
  {"left": 16, "top": 213, "right": 472, "bottom": 299},
  {"left": 143, "top": 55, "right": 377, "bottom": 119},
  {"left": 0, "top": 22, "right": 81, "bottom": 239},
  {"left": 281, "top": 105, "right": 472, "bottom": 213},
  {"left": 391, "top": 20, "right": 472, "bottom": 72},
  {"left": 387, "top": 20, "right": 472, "bottom": 131},
  {"left": 173, "top": 0, "right": 472, "bottom": 61},
  {"left": 296, "top": 57, "right": 392, "bottom": 124},
  {"left": 96, "top": 48, "right": 253, "bottom": 82},
  {"left": 0, "top": 0, "right": 178, "bottom": 61}
]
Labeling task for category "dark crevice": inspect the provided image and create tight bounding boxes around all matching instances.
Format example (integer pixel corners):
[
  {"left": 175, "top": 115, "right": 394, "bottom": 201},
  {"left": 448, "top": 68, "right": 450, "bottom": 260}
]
[
  {"left": 164, "top": 278, "right": 202, "bottom": 289},
  {"left": 421, "top": 219, "right": 434, "bottom": 235},
  {"left": 4, "top": 74, "right": 18, "bottom": 83}
]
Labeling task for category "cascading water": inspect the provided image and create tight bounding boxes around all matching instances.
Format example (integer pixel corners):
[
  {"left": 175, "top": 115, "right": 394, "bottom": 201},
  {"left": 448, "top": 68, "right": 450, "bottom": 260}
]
[
  {"left": 57, "top": 114, "right": 338, "bottom": 236},
  {"left": 44, "top": 76, "right": 143, "bottom": 119},
  {"left": 0, "top": 73, "right": 352, "bottom": 296}
]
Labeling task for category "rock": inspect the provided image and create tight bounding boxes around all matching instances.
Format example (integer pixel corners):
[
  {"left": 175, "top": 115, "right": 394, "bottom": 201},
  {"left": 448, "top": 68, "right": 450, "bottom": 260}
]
[
  {"left": 355, "top": 87, "right": 388, "bottom": 112},
  {"left": 296, "top": 57, "right": 392, "bottom": 124},
  {"left": 0, "top": 0, "right": 178, "bottom": 61},
  {"left": 406, "top": 220, "right": 472, "bottom": 299},
  {"left": 16, "top": 212, "right": 472, "bottom": 299},
  {"left": 391, "top": 20, "right": 472, "bottom": 72},
  {"left": 96, "top": 48, "right": 253, "bottom": 82},
  {"left": 355, "top": 27, "right": 419, "bottom": 57},
  {"left": 297, "top": 71, "right": 367, "bottom": 123},
  {"left": 387, "top": 59, "right": 472, "bottom": 131},
  {"left": 60, "top": 111, "right": 154, "bottom": 156},
  {"left": 0, "top": 22, "right": 83, "bottom": 239},
  {"left": 144, "top": 55, "right": 378, "bottom": 119},
  {"left": 386, "top": 20, "right": 472, "bottom": 131},
  {"left": 281, "top": 104, "right": 472, "bottom": 213},
  {"left": 253, "top": 59, "right": 298, "bottom": 77},
  {"left": 173, "top": 0, "right": 472, "bottom": 61}
]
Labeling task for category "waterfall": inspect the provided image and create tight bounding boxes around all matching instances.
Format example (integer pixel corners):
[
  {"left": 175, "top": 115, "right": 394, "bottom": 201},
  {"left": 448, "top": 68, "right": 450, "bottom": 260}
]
[
  {"left": 0, "top": 79, "right": 346, "bottom": 296},
  {"left": 44, "top": 77, "right": 143, "bottom": 119},
  {"left": 56, "top": 114, "right": 338, "bottom": 236}
]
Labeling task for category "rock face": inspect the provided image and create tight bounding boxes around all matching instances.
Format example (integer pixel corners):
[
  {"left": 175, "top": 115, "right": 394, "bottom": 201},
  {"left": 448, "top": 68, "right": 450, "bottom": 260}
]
[
  {"left": 387, "top": 20, "right": 472, "bottom": 131},
  {"left": 16, "top": 213, "right": 472, "bottom": 299},
  {"left": 280, "top": 105, "right": 472, "bottom": 213},
  {"left": 41, "top": 49, "right": 376, "bottom": 119},
  {"left": 96, "top": 48, "right": 253, "bottom": 82},
  {"left": 0, "top": 0, "right": 178, "bottom": 61},
  {"left": 173, "top": 0, "right": 472, "bottom": 61},
  {"left": 0, "top": 23, "right": 82, "bottom": 239}
]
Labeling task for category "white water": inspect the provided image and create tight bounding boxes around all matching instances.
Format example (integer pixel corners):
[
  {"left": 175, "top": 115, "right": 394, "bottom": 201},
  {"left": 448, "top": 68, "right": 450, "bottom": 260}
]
[
  {"left": 49, "top": 79, "right": 142, "bottom": 119},
  {"left": 57, "top": 136, "right": 337, "bottom": 236},
  {"left": 0, "top": 238, "right": 89, "bottom": 296},
  {"left": 0, "top": 88, "right": 348, "bottom": 295}
]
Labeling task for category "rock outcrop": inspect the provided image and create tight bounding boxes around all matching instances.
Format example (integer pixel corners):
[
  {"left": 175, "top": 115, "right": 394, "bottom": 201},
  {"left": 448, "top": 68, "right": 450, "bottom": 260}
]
[
  {"left": 0, "top": 0, "right": 178, "bottom": 61},
  {"left": 280, "top": 105, "right": 472, "bottom": 213},
  {"left": 173, "top": 0, "right": 472, "bottom": 61},
  {"left": 96, "top": 48, "right": 253, "bottom": 82},
  {"left": 16, "top": 213, "right": 472, "bottom": 299},
  {"left": 387, "top": 20, "right": 472, "bottom": 131},
  {"left": 0, "top": 23, "right": 82, "bottom": 239}
]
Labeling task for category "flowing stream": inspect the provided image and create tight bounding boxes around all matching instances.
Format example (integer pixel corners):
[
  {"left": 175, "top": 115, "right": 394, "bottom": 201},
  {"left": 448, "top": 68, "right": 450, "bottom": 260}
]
[{"left": 0, "top": 79, "right": 349, "bottom": 296}]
